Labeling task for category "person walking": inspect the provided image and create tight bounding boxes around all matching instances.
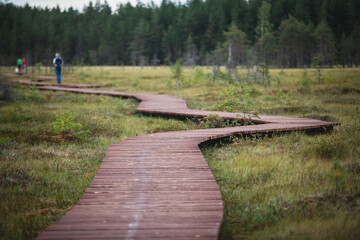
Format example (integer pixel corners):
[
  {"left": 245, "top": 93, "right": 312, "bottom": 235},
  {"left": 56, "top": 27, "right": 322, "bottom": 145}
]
[
  {"left": 17, "top": 58, "right": 22, "bottom": 73},
  {"left": 53, "top": 53, "right": 63, "bottom": 84},
  {"left": 22, "top": 58, "right": 27, "bottom": 73}
]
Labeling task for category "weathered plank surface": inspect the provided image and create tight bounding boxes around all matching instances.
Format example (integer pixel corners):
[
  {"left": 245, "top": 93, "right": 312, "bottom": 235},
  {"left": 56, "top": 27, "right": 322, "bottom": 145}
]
[
  {"left": 2, "top": 73, "right": 72, "bottom": 81},
  {"left": 9, "top": 79, "right": 106, "bottom": 88},
  {"left": 36, "top": 86, "right": 339, "bottom": 239}
]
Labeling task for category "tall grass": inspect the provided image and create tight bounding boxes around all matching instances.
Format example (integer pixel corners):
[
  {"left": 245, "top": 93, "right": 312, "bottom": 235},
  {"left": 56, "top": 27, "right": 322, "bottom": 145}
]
[{"left": 203, "top": 121, "right": 360, "bottom": 239}]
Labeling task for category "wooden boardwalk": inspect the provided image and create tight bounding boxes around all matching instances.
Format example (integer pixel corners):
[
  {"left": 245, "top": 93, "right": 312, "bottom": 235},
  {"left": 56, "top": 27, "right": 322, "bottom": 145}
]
[
  {"left": 36, "top": 86, "right": 339, "bottom": 239},
  {"left": 2, "top": 73, "right": 72, "bottom": 81},
  {"left": 10, "top": 79, "right": 106, "bottom": 88}
]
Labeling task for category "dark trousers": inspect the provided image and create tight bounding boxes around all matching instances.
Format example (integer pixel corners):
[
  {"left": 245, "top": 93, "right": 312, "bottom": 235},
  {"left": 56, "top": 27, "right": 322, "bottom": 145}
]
[{"left": 55, "top": 67, "right": 61, "bottom": 84}]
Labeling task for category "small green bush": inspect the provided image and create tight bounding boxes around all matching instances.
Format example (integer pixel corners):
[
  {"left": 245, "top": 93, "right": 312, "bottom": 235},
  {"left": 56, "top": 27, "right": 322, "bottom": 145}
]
[
  {"left": 201, "top": 114, "right": 226, "bottom": 128},
  {"left": 221, "top": 84, "right": 254, "bottom": 113},
  {"left": 171, "top": 59, "right": 184, "bottom": 87},
  {"left": 0, "top": 137, "right": 10, "bottom": 147},
  {"left": 193, "top": 68, "right": 209, "bottom": 83},
  {"left": 274, "top": 76, "right": 281, "bottom": 85},
  {"left": 278, "top": 69, "right": 285, "bottom": 75},
  {"left": 35, "top": 62, "right": 42, "bottom": 74},
  {"left": 328, "top": 159, "right": 346, "bottom": 196},
  {"left": 315, "top": 132, "right": 346, "bottom": 160},
  {"left": 299, "top": 70, "right": 312, "bottom": 91},
  {"left": 0, "top": 77, "right": 16, "bottom": 102},
  {"left": 2, "top": 101, "right": 31, "bottom": 123},
  {"left": 351, "top": 105, "right": 359, "bottom": 124},
  {"left": 132, "top": 77, "right": 140, "bottom": 87},
  {"left": 216, "top": 69, "right": 229, "bottom": 80},
  {"left": 52, "top": 112, "right": 89, "bottom": 139}
]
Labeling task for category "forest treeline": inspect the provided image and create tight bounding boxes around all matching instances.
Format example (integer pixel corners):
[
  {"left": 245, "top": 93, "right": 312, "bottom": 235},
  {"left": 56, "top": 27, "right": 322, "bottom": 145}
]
[{"left": 1, "top": 0, "right": 360, "bottom": 67}]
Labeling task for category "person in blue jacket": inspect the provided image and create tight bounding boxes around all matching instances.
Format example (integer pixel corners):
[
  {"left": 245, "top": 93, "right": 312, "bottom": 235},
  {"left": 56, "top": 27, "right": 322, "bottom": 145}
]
[{"left": 53, "top": 53, "right": 63, "bottom": 84}]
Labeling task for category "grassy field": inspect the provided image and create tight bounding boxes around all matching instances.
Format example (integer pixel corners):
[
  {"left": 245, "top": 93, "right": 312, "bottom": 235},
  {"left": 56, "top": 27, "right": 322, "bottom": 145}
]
[{"left": 0, "top": 66, "right": 359, "bottom": 239}]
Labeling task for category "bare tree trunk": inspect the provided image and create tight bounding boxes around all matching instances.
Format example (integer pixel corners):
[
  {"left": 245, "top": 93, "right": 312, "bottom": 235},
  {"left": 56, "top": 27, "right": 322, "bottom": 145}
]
[
  {"left": 212, "top": 65, "right": 217, "bottom": 82},
  {"left": 254, "top": 66, "right": 258, "bottom": 84},
  {"left": 246, "top": 67, "right": 250, "bottom": 84},
  {"left": 260, "top": 19, "right": 264, "bottom": 63},
  {"left": 228, "top": 43, "right": 232, "bottom": 83}
]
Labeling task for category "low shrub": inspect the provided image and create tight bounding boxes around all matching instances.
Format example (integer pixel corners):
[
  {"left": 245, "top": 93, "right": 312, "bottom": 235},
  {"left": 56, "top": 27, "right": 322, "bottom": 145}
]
[
  {"left": 200, "top": 114, "right": 226, "bottom": 129},
  {"left": 0, "top": 77, "right": 16, "bottom": 103},
  {"left": 52, "top": 112, "right": 89, "bottom": 140}
]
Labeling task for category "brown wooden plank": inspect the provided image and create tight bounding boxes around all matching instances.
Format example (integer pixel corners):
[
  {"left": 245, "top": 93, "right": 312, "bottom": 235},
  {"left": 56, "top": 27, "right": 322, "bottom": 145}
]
[{"left": 9, "top": 79, "right": 107, "bottom": 88}]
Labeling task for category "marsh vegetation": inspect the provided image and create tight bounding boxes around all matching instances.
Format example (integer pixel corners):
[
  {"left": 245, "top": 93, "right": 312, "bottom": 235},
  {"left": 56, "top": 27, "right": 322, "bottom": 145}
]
[{"left": 0, "top": 66, "right": 359, "bottom": 239}]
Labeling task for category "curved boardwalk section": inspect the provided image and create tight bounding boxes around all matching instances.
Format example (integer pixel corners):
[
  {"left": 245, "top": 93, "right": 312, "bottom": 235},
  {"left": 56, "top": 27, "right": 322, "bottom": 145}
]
[{"left": 37, "top": 86, "right": 339, "bottom": 239}]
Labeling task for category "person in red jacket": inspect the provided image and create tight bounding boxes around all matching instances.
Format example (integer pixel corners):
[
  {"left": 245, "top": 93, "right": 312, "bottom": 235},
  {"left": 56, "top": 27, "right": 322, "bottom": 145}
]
[{"left": 22, "top": 58, "right": 27, "bottom": 73}]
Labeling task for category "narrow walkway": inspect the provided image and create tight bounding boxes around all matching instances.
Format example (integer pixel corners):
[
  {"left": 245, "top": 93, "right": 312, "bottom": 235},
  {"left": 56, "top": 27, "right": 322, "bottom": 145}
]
[
  {"left": 10, "top": 79, "right": 106, "bottom": 88},
  {"left": 36, "top": 86, "right": 339, "bottom": 239},
  {"left": 2, "top": 73, "right": 72, "bottom": 81}
]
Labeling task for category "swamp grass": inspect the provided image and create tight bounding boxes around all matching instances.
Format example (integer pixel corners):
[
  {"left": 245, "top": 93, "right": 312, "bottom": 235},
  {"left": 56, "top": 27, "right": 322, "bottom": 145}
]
[{"left": 0, "top": 66, "right": 359, "bottom": 239}]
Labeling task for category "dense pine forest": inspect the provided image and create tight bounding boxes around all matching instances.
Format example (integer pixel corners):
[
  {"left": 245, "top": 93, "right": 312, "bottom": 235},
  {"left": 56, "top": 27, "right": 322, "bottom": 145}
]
[{"left": 1, "top": 0, "right": 360, "bottom": 67}]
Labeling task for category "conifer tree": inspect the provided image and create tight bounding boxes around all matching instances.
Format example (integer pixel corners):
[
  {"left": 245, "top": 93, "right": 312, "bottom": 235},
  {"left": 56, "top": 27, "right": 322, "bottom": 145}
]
[
  {"left": 314, "top": 20, "right": 337, "bottom": 66},
  {"left": 183, "top": 35, "right": 197, "bottom": 66},
  {"left": 255, "top": 1, "right": 273, "bottom": 64},
  {"left": 278, "top": 16, "right": 315, "bottom": 67},
  {"left": 0, "top": 0, "right": 360, "bottom": 66},
  {"left": 224, "top": 22, "right": 248, "bottom": 82},
  {"left": 130, "top": 18, "right": 150, "bottom": 66}
]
